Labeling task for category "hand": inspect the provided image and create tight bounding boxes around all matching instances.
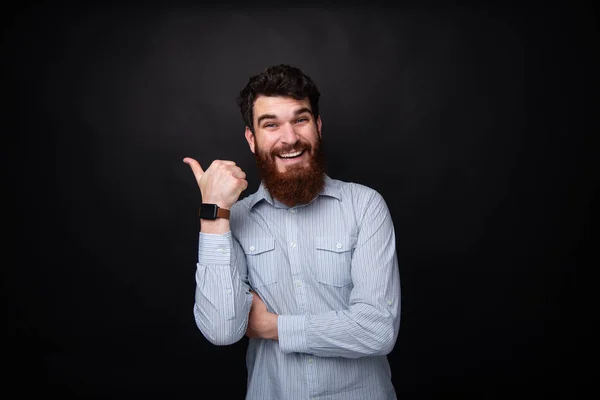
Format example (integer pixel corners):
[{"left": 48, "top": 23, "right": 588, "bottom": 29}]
[
  {"left": 246, "top": 290, "right": 279, "bottom": 341},
  {"left": 183, "top": 157, "right": 248, "bottom": 210}
]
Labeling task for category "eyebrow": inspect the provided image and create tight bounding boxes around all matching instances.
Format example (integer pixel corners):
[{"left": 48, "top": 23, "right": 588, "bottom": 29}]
[{"left": 256, "top": 107, "right": 314, "bottom": 126}]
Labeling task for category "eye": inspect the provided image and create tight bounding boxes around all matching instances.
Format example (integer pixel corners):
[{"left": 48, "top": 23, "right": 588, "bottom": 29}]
[
  {"left": 263, "top": 122, "right": 277, "bottom": 128},
  {"left": 295, "top": 117, "right": 309, "bottom": 123}
]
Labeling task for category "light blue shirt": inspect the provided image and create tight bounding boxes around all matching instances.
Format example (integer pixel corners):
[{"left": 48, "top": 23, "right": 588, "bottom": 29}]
[{"left": 193, "top": 175, "right": 401, "bottom": 399}]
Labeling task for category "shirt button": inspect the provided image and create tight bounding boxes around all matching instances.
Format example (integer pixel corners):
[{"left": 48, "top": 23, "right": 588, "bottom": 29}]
[
  {"left": 387, "top": 299, "right": 393, "bottom": 305},
  {"left": 336, "top": 243, "right": 342, "bottom": 249},
  {"left": 289, "top": 208, "right": 296, "bottom": 213},
  {"left": 226, "top": 289, "right": 231, "bottom": 295},
  {"left": 218, "top": 248, "right": 225, "bottom": 253},
  {"left": 249, "top": 246, "right": 255, "bottom": 252},
  {"left": 290, "top": 241, "right": 296, "bottom": 248},
  {"left": 295, "top": 280, "right": 302, "bottom": 288},
  {"left": 307, "top": 357, "right": 313, "bottom": 364}
]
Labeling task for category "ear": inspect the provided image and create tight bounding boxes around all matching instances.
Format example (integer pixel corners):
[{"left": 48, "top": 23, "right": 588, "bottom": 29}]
[
  {"left": 317, "top": 116, "right": 323, "bottom": 137},
  {"left": 245, "top": 126, "right": 256, "bottom": 153}
]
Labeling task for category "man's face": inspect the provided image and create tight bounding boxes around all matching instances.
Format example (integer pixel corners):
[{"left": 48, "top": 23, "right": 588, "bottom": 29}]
[
  {"left": 245, "top": 95, "right": 322, "bottom": 173},
  {"left": 244, "top": 95, "right": 325, "bottom": 206}
]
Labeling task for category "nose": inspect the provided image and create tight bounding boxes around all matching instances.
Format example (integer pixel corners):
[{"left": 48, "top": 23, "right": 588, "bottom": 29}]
[{"left": 279, "top": 122, "right": 299, "bottom": 145}]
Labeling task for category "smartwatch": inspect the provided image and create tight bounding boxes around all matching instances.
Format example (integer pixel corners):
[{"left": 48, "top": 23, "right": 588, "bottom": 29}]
[{"left": 199, "top": 203, "right": 230, "bottom": 220}]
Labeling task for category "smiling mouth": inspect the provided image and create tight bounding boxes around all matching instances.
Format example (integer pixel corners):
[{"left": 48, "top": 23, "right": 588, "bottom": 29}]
[{"left": 277, "top": 150, "right": 305, "bottom": 159}]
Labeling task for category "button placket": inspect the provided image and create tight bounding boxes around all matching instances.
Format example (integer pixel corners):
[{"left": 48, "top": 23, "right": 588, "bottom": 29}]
[{"left": 286, "top": 207, "right": 307, "bottom": 312}]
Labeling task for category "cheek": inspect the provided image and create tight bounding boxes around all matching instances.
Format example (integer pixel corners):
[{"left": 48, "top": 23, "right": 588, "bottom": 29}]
[
  {"left": 256, "top": 133, "right": 277, "bottom": 148},
  {"left": 303, "top": 132, "right": 320, "bottom": 148},
  {"left": 255, "top": 141, "right": 275, "bottom": 159}
]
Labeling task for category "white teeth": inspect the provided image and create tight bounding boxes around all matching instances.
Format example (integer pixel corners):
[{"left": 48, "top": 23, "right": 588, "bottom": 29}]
[{"left": 279, "top": 150, "right": 303, "bottom": 158}]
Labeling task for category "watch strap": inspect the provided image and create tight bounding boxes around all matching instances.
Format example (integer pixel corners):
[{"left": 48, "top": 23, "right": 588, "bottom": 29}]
[
  {"left": 198, "top": 203, "right": 230, "bottom": 220},
  {"left": 215, "top": 207, "right": 230, "bottom": 219}
]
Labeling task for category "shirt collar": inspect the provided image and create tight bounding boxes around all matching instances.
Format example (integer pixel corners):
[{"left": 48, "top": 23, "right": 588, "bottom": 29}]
[{"left": 248, "top": 174, "right": 341, "bottom": 209}]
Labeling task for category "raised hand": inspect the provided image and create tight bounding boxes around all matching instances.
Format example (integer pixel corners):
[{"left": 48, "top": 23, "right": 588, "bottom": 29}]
[{"left": 183, "top": 157, "right": 248, "bottom": 210}]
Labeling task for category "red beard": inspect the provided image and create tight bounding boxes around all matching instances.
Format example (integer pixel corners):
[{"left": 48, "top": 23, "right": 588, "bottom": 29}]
[{"left": 254, "top": 136, "right": 326, "bottom": 207}]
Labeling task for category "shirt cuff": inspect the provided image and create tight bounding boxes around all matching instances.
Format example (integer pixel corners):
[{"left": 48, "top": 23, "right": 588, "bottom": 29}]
[
  {"left": 198, "top": 231, "right": 232, "bottom": 265},
  {"left": 278, "top": 314, "right": 308, "bottom": 354}
]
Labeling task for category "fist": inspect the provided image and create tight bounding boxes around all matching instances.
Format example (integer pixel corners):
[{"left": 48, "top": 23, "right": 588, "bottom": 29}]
[
  {"left": 246, "top": 290, "right": 278, "bottom": 341},
  {"left": 183, "top": 157, "right": 248, "bottom": 209}
]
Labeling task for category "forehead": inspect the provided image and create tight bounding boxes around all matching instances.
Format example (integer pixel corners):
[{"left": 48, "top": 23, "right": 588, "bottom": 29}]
[{"left": 253, "top": 95, "right": 312, "bottom": 120}]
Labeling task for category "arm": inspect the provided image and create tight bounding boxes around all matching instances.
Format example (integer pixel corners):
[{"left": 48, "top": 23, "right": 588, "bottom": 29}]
[
  {"left": 184, "top": 157, "right": 253, "bottom": 346},
  {"left": 256, "top": 191, "right": 401, "bottom": 358},
  {"left": 193, "top": 228, "right": 253, "bottom": 346}
]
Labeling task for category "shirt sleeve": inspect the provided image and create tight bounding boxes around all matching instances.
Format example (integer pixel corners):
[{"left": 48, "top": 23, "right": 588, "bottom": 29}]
[
  {"left": 193, "top": 231, "right": 253, "bottom": 346},
  {"left": 278, "top": 190, "right": 401, "bottom": 358}
]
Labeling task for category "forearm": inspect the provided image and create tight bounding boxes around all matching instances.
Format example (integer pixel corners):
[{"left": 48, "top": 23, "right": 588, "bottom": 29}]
[
  {"left": 278, "top": 299, "right": 400, "bottom": 358},
  {"left": 193, "top": 231, "right": 253, "bottom": 345},
  {"left": 280, "top": 201, "right": 401, "bottom": 359}
]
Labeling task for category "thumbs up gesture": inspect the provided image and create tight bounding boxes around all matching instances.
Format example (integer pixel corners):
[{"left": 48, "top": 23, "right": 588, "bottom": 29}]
[{"left": 183, "top": 157, "right": 248, "bottom": 210}]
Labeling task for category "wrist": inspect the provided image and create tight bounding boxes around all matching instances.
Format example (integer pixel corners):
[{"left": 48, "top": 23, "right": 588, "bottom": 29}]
[
  {"left": 199, "top": 218, "right": 230, "bottom": 234},
  {"left": 269, "top": 313, "right": 279, "bottom": 341},
  {"left": 201, "top": 197, "right": 233, "bottom": 210},
  {"left": 198, "top": 203, "right": 231, "bottom": 234}
]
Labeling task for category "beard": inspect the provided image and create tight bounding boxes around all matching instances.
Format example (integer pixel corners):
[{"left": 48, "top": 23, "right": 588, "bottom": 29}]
[{"left": 254, "top": 136, "right": 326, "bottom": 207}]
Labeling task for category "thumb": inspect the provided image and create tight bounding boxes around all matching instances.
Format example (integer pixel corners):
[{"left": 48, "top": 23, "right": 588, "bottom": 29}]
[{"left": 183, "top": 157, "right": 204, "bottom": 180}]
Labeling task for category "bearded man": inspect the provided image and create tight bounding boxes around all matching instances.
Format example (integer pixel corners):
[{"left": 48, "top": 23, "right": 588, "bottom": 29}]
[{"left": 183, "top": 64, "right": 401, "bottom": 400}]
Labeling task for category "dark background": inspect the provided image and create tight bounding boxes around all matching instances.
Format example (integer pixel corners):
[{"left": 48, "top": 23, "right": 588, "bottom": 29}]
[{"left": 3, "top": 2, "right": 595, "bottom": 399}]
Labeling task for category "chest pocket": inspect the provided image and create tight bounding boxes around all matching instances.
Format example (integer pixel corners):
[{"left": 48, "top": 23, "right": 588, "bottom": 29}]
[
  {"left": 239, "top": 236, "right": 278, "bottom": 288},
  {"left": 314, "top": 236, "right": 357, "bottom": 287}
]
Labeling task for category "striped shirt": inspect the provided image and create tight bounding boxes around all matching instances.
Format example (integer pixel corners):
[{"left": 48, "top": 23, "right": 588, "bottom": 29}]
[{"left": 193, "top": 175, "right": 401, "bottom": 399}]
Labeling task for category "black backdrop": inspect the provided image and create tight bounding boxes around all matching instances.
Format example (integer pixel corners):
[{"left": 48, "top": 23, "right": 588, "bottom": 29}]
[{"left": 4, "top": 2, "right": 595, "bottom": 399}]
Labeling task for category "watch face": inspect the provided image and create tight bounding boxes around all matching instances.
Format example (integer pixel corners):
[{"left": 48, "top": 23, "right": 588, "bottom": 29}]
[{"left": 199, "top": 204, "right": 218, "bottom": 219}]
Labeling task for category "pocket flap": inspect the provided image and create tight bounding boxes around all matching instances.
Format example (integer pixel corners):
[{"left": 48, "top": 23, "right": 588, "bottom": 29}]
[
  {"left": 239, "top": 236, "right": 275, "bottom": 255},
  {"left": 315, "top": 236, "right": 357, "bottom": 253}
]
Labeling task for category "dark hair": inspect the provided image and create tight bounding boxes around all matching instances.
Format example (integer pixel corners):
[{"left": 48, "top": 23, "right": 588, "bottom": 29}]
[{"left": 237, "top": 64, "right": 321, "bottom": 133}]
